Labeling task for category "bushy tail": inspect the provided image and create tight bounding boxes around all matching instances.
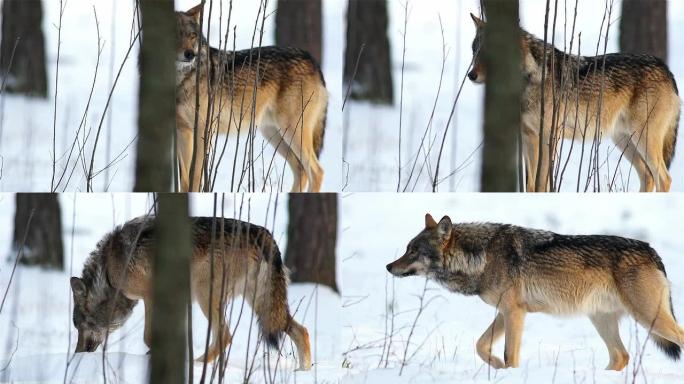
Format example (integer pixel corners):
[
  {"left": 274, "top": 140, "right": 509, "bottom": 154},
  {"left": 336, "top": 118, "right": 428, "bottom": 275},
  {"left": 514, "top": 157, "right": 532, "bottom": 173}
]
[
  {"left": 652, "top": 295, "right": 682, "bottom": 361},
  {"left": 313, "top": 98, "right": 327, "bottom": 158},
  {"left": 663, "top": 106, "right": 679, "bottom": 169},
  {"left": 255, "top": 233, "right": 290, "bottom": 349}
]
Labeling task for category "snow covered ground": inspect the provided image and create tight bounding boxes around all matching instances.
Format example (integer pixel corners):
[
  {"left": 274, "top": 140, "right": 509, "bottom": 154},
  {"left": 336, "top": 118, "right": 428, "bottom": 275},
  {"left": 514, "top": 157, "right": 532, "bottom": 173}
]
[
  {"left": 0, "top": 0, "right": 343, "bottom": 192},
  {"left": 340, "top": 193, "right": 684, "bottom": 383},
  {"left": 0, "top": 193, "right": 342, "bottom": 383},
  {"left": 343, "top": 0, "right": 684, "bottom": 192}
]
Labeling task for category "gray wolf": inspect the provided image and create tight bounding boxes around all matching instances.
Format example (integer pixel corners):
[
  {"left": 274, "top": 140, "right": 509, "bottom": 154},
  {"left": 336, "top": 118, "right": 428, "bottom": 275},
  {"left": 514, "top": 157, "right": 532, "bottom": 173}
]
[
  {"left": 387, "top": 213, "right": 684, "bottom": 370},
  {"left": 176, "top": 3, "right": 328, "bottom": 192},
  {"left": 70, "top": 215, "right": 311, "bottom": 369},
  {"left": 469, "top": 13, "right": 680, "bottom": 192}
]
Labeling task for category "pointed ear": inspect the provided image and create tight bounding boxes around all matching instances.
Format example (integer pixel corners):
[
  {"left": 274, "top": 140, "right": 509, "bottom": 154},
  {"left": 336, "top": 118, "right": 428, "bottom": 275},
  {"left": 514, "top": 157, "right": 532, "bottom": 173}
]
[
  {"left": 186, "top": 2, "right": 204, "bottom": 23},
  {"left": 470, "top": 13, "right": 485, "bottom": 28},
  {"left": 70, "top": 277, "right": 86, "bottom": 297},
  {"left": 437, "top": 215, "right": 452, "bottom": 235},
  {"left": 425, "top": 213, "right": 437, "bottom": 229}
]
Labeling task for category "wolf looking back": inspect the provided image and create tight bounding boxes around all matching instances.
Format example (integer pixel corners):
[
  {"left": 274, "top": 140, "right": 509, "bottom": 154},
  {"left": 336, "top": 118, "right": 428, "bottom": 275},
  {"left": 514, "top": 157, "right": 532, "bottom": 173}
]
[
  {"left": 175, "top": 3, "right": 328, "bottom": 192},
  {"left": 469, "top": 14, "right": 680, "bottom": 192},
  {"left": 69, "top": 215, "right": 311, "bottom": 369},
  {"left": 387, "top": 214, "right": 684, "bottom": 370}
]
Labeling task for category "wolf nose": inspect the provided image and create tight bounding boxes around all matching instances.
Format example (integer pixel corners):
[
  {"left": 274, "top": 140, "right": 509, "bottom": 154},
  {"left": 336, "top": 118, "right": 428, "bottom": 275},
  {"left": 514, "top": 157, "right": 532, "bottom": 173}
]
[
  {"left": 386, "top": 264, "right": 392, "bottom": 272},
  {"left": 184, "top": 50, "right": 195, "bottom": 60},
  {"left": 467, "top": 71, "right": 477, "bottom": 81}
]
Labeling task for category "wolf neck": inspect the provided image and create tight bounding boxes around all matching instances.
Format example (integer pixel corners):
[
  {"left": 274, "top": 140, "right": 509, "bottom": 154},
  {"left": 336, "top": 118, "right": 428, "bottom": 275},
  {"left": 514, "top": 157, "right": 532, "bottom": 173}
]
[{"left": 523, "top": 31, "right": 583, "bottom": 84}]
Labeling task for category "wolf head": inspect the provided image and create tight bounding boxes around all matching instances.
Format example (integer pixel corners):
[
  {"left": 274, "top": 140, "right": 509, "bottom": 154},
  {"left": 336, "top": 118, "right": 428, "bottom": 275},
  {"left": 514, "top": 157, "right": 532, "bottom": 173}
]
[
  {"left": 386, "top": 214, "right": 453, "bottom": 278},
  {"left": 70, "top": 272, "right": 136, "bottom": 353},
  {"left": 467, "top": 13, "right": 486, "bottom": 83},
  {"left": 176, "top": 4, "right": 204, "bottom": 74}
]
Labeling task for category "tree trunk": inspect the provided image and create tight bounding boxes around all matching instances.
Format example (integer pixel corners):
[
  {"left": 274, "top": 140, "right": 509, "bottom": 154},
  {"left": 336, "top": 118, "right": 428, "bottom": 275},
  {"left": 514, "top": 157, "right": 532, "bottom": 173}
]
[
  {"left": 344, "top": 0, "right": 393, "bottom": 104},
  {"left": 135, "top": 0, "right": 176, "bottom": 192},
  {"left": 285, "top": 193, "right": 338, "bottom": 293},
  {"left": 12, "top": 193, "right": 63, "bottom": 269},
  {"left": 0, "top": 0, "right": 48, "bottom": 97},
  {"left": 479, "top": 1, "right": 522, "bottom": 192},
  {"left": 149, "top": 193, "right": 191, "bottom": 384},
  {"left": 275, "top": 0, "right": 322, "bottom": 64},
  {"left": 620, "top": 0, "right": 667, "bottom": 61}
]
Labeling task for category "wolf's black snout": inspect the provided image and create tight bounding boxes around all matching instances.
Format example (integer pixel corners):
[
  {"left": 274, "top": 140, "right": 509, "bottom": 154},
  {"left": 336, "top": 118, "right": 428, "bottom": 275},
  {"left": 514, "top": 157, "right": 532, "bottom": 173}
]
[
  {"left": 184, "top": 50, "right": 196, "bottom": 61},
  {"left": 385, "top": 264, "right": 392, "bottom": 272},
  {"left": 467, "top": 70, "right": 477, "bottom": 81}
]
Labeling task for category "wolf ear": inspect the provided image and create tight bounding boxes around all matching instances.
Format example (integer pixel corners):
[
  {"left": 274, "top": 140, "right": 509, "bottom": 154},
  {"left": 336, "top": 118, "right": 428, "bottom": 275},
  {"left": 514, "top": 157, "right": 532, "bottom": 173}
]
[
  {"left": 437, "top": 215, "right": 452, "bottom": 235},
  {"left": 186, "top": 2, "right": 204, "bottom": 23},
  {"left": 470, "top": 13, "right": 485, "bottom": 28},
  {"left": 425, "top": 213, "right": 438, "bottom": 229},
  {"left": 70, "top": 277, "right": 86, "bottom": 297}
]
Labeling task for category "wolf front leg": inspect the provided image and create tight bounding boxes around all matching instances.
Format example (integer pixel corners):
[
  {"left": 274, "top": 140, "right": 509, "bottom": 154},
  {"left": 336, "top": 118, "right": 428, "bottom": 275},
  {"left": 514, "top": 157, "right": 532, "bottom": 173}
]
[
  {"left": 476, "top": 312, "right": 506, "bottom": 369},
  {"left": 177, "top": 123, "right": 206, "bottom": 192},
  {"left": 502, "top": 307, "right": 526, "bottom": 368}
]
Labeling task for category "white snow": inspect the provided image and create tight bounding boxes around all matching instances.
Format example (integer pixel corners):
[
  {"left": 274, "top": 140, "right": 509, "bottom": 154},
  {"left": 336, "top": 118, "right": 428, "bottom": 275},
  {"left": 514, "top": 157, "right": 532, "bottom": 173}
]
[
  {"left": 343, "top": 0, "right": 684, "bottom": 192},
  {"left": 0, "top": 193, "right": 342, "bottom": 383},
  {"left": 0, "top": 0, "right": 343, "bottom": 192},
  {"left": 340, "top": 193, "right": 684, "bottom": 383}
]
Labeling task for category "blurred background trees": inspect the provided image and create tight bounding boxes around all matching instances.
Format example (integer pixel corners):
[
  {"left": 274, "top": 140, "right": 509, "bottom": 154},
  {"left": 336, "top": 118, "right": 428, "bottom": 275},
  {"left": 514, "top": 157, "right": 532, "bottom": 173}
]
[
  {"left": 275, "top": 0, "right": 322, "bottom": 64},
  {"left": 12, "top": 193, "right": 63, "bottom": 269},
  {"left": 285, "top": 193, "right": 338, "bottom": 293},
  {"left": 0, "top": 0, "right": 48, "bottom": 97},
  {"left": 344, "top": 0, "right": 393, "bottom": 104}
]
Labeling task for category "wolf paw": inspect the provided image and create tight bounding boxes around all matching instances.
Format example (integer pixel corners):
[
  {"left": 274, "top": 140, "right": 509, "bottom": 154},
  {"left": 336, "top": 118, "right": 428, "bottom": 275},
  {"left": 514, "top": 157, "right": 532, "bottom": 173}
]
[{"left": 487, "top": 357, "right": 505, "bottom": 369}]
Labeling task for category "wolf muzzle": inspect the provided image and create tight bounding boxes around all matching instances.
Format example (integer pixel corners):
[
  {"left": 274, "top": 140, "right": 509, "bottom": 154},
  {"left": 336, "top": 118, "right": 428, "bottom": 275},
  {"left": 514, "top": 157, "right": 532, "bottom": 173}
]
[{"left": 386, "top": 260, "right": 417, "bottom": 278}]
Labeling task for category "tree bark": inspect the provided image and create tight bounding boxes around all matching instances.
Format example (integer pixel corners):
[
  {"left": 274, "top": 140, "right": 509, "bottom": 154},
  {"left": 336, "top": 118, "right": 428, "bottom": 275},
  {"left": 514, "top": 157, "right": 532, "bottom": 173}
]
[
  {"left": 275, "top": 0, "right": 322, "bottom": 64},
  {"left": 12, "top": 193, "right": 63, "bottom": 269},
  {"left": 0, "top": 0, "right": 48, "bottom": 97},
  {"left": 619, "top": 0, "right": 667, "bottom": 61},
  {"left": 480, "top": 1, "right": 522, "bottom": 192},
  {"left": 285, "top": 193, "right": 338, "bottom": 293},
  {"left": 149, "top": 193, "right": 191, "bottom": 384},
  {"left": 344, "top": 0, "right": 393, "bottom": 104},
  {"left": 135, "top": 0, "right": 176, "bottom": 192}
]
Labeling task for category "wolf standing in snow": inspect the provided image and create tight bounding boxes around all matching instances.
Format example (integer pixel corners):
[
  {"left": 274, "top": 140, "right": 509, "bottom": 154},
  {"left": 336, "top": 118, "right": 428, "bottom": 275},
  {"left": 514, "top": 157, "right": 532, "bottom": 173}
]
[
  {"left": 69, "top": 215, "right": 311, "bottom": 369},
  {"left": 175, "top": 3, "right": 328, "bottom": 192},
  {"left": 387, "top": 214, "right": 684, "bottom": 370},
  {"left": 469, "top": 14, "right": 680, "bottom": 192}
]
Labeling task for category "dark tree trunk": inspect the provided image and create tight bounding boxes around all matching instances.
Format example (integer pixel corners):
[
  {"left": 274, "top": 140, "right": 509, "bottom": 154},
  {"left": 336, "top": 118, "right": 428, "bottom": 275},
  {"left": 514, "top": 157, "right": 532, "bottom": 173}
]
[
  {"left": 135, "top": 0, "right": 176, "bottom": 192},
  {"left": 0, "top": 0, "right": 48, "bottom": 97},
  {"left": 620, "top": 0, "right": 667, "bottom": 61},
  {"left": 275, "top": 0, "right": 322, "bottom": 64},
  {"left": 12, "top": 193, "right": 63, "bottom": 269},
  {"left": 149, "top": 193, "right": 191, "bottom": 384},
  {"left": 480, "top": 1, "right": 522, "bottom": 192},
  {"left": 344, "top": 0, "right": 393, "bottom": 104},
  {"left": 285, "top": 193, "right": 338, "bottom": 293}
]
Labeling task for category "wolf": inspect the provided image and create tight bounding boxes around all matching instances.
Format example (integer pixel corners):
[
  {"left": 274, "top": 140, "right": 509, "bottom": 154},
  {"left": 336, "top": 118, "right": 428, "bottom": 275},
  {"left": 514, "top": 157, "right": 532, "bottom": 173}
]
[
  {"left": 386, "top": 213, "right": 684, "bottom": 370},
  {"left": 469, "top": 14, "right": 680, "bottom": 192},
  {"left": 69, "top": 215, "right": 311, "bottom": 370},
  {"left": 175, "top": 3, "right": 328, "bottom": 192}
]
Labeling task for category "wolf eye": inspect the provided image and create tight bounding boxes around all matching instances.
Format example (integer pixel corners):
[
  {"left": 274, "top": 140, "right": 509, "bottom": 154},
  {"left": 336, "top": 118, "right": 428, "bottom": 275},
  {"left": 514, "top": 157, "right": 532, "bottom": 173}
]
[{"left": 189, "top": 32, "right": 198, "bottom": 39}]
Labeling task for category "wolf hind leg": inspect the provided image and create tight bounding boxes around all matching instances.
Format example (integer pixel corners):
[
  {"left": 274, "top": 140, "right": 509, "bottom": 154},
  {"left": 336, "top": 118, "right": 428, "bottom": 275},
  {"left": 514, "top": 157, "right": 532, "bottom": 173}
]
[
  {"left": 286, "top": 315, "right": 312, "bottom": 370},
  {"left": 589, "top": 312, "right": 629, "bottom": 370},
  {"left": 613, "top": 133, "right": 654, "bottom": 192},
  {"left": 260, "top": 123, "right": 307, "bottom": 192},
  {"left": 476, "top": 312, "right": 505, "bottom": 369}
]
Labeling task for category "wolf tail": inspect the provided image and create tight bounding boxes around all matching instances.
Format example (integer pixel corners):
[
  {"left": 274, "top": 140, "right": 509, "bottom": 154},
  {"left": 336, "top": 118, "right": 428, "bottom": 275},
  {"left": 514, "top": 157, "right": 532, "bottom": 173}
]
[
  {"left": 313, "top": 90, "right": 327, "bottom": 158},
  {"left": 255, "top": 232, "right": 291, "bottom": 349},
  {"left": 663, "top": 105, "right": 679, "bottom": 169},
  {"left": 652, "top": 294, "right": 682, "bottom": 361}
]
